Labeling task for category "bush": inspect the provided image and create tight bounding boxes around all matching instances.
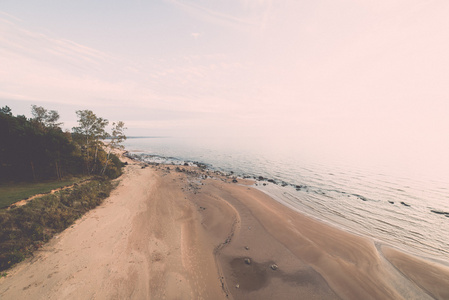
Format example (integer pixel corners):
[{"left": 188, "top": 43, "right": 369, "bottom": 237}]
[
  {"left": 105, "top": 153, "right": 124, "bottom": 179},
  {"left": 0, "top": 179, "right": 113, "bottom": 271}
]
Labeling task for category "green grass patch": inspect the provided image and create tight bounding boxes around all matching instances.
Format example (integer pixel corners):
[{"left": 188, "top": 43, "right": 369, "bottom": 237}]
[
  {"left": 0, "top": 178, "right": 87, "bottom": 209},
  {"left": 0, "top": 177, "right": 114, "bottom": 271}
]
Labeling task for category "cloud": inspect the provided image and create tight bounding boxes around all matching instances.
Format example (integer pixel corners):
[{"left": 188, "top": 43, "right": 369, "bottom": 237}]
[
  {"left": 0, "top": 16, "right": 156, "bottom": 109},
  {"left": 3, "top": 1, "right": 448, "bottom": 151},
  {"left": 166, "top": 0, "right": 258, "bottom": 30},
  {"left": 0, "top": 10, "right": 22, "bottom": 22},
  {"left": 191, "top": 32, "right": 201, "bottom": 39},
  {"left": 0, "top": 11, "right": 252, "bottom": 124},
  {"left": 0, "top": 17, "right": 114, "bottom": 68}
]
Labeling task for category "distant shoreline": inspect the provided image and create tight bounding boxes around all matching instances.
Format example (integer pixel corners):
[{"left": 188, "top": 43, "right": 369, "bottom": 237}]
[{"left": 124, "top": 136, "right": 170, "bottom": 139}]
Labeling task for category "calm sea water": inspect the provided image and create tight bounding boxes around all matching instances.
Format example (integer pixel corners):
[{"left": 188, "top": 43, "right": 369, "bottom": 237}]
[{"left": 124, "top": 137, "right": 449, "bottom": 264}]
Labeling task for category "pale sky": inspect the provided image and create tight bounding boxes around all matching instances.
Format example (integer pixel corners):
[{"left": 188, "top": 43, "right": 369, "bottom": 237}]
[{"left": 1, "top": 0, "right": 448, "bottom": 179}]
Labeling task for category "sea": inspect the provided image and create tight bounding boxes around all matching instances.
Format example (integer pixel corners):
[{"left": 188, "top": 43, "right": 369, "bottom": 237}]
[{"left": 123, "top": 136, "right": 449, "bottom": 265}]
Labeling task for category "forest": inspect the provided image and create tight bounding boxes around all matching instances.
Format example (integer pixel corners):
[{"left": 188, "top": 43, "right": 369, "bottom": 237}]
[
  {"left": 0, "top": 105, "right": 127, "bottom": 271},
  {"left": 0, "top": 105, "right": 126, "bottom": 182}
]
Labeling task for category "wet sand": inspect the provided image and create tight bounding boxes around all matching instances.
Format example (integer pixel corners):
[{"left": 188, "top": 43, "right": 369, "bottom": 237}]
[{"left": 1, "top": 158, "right": 448, "bottom": 299}]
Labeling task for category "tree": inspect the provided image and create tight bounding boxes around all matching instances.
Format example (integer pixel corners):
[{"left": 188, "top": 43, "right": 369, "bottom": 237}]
[
  {"left": 102, "top": 121, "right": 127, "bottom": 175},
  {"left": 31, "top": 105, "right": 62, "bottom": 130},
  {"left": 109, "top": 121, "right": 127, "bottom": 151},
  {"left": 72, "top": 110, "right": 109, "bottom": 175},
  {"left": 0, "top": 106, "right": 80, "bottom": 182},
  {"left": 0, "top": 106, "right": 122, "bottom": 182},
  {"left": 0, "top": 106, "right": 12, "bottom": 116}
]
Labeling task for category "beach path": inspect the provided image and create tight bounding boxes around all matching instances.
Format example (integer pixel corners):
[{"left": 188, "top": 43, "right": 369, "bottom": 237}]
[{"left": 0, "top": 161, "right": 229, "bottom": 299}]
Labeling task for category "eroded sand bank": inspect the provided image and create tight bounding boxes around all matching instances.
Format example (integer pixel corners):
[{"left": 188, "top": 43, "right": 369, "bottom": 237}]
[{"left": 1, "top": 158, "right": 448, "bottom": 299}]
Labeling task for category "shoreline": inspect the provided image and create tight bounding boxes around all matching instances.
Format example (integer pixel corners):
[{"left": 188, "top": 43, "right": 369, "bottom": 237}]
[
  {"left": 256, "top": 184, "right": 449, "bottom": 268},
  {"left": 127, "top": 150, "right": 449, "bottom": 264},
  {"left": 1, "top": 154, "right": 448, "bottom": 299}
]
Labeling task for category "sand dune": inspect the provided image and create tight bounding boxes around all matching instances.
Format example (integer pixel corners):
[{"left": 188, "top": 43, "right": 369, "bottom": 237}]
[{"left": 1, "top": 159, "right": 448, "bottom": 299}]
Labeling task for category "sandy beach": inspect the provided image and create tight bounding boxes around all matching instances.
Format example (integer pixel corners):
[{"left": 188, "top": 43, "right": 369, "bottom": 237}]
[{"left": 1, "top": 156, "right": 449, "bottom": 300}]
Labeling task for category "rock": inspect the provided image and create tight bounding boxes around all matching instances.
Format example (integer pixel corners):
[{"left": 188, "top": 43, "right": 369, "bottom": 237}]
[
  {"left": 263, "top": 183, "right": 267, "bottom": 186},
  {"left": 258, "top": 176, "right": 265, "bottom": 181},
  {"left": 270, "top": 264, "right": 278, "bottom": 270},
  {"left": 196, "top": 162, "right": 207, "bottom": 170},
  {"left": 353, "top": 194, "right": 367, "bottom": 201},
  {"left": 400, "top": 202, "right": 411, "bottom": 207},
  {"left": 184, "top": 162, "right": 189, "bottom": 166},
  {"left": 235, "top": 284, "right": 240, "bottom": 289},
  {"left": 388, "top": 201, "right": 394, "bottom": 204},
  {"left": 268, "top": 179, "right": 276, "bottom": 184},
  {"left": 232, "top": 179, "right": 238, "bottom": 183},
  {"left": 431, "top": 209, "right": 449, "bottom": 216},
  {"left": 244, "top": 246, "right": 249, "bottom": 250},
  {"left": 244, "top": 258, "right": 251, "bottom": 265}
]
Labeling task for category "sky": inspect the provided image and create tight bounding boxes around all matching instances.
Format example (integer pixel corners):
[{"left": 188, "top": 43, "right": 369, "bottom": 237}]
[{"left": 1, "top": 0, "right": 448, "bottom": 179}]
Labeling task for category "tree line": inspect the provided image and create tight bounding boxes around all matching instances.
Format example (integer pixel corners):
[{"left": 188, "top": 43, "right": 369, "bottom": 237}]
[{"left": 0, "top": 105, "right": 126, "bottom": 182}]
